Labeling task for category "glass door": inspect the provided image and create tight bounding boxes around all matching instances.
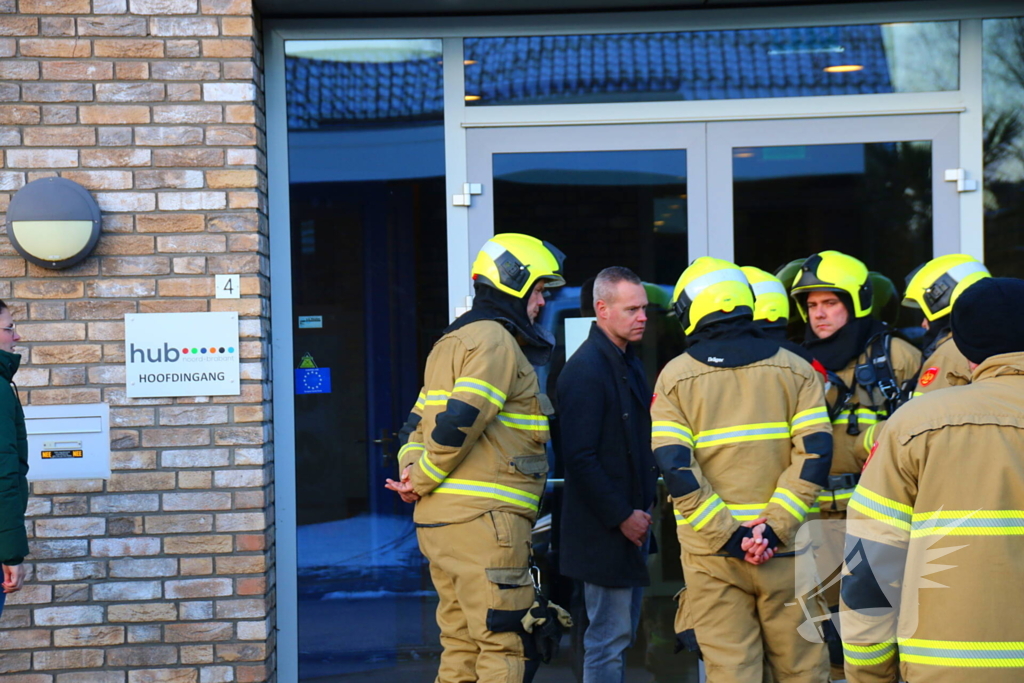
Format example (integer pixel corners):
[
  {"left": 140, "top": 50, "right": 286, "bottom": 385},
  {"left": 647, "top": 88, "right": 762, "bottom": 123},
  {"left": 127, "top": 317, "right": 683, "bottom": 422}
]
[
  {"left": 707, "top": 114, "right": 961, "bottom": 326},
  {"left": 465, "top": 123, "right": 707, "bottom": 682}
]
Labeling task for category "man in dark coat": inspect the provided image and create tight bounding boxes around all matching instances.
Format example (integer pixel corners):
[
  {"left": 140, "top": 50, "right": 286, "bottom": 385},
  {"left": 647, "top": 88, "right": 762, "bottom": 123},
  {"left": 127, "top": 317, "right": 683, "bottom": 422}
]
[
  {"left": 0, "top": 298, "right": 27, "bottom": 618},
  {"left": 557, "top": 267, "right": 658, "bottom": 683}
]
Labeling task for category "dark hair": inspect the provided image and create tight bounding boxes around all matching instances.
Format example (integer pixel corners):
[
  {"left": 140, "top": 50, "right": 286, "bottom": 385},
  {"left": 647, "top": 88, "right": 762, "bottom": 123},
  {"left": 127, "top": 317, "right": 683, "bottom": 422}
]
[
  {"left": 593, "top": 266, "right": 642, "bottom": 305},
  {"left": 0, "top": 299, "right": 7, "bottom": 312}
]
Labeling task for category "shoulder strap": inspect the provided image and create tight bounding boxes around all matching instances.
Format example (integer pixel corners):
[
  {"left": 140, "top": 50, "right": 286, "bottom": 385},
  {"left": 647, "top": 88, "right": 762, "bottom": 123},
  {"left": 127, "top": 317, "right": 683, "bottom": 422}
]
[{"left": 857, "top": 330, "right": 905, "bottom": 417}]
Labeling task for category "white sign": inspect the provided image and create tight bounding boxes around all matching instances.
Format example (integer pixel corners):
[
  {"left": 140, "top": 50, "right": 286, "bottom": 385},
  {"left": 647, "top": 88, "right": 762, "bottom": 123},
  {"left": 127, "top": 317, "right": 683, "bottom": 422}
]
[
  {"left": 215, "top": 274, "right": 240, "bottom": 299},
  {"left": 565, "top": 317, "right": 596, "bottom": 360},
  {"left": 25, "top": 403, "right": 110, "bottom": 481},
  {"left": 125, "top": 312, "right": 240, "bottom": 398}
]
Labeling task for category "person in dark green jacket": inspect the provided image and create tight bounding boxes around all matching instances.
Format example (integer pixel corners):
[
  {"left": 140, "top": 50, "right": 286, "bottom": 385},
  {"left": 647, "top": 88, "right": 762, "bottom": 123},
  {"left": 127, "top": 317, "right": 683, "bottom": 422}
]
[{"left": 0, "top": 299, "right": 27, "bottom": 616}]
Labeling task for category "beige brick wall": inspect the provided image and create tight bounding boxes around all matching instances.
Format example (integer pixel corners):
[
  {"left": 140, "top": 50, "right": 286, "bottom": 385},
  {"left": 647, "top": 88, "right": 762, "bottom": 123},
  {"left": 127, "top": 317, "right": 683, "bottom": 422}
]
[{"left": 0, "top": 1, "right": 275, "bottom": 682}]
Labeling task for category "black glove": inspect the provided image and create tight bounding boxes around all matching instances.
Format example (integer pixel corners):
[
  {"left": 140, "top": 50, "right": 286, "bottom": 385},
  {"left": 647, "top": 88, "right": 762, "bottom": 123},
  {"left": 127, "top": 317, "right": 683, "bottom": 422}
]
[
  {"left": 526, "top": 597, "right": 563, "bottom": 664},
  {"left": 674, "top": 628, "right": 701, "bottom": 655},
  {"left": 720, "top": 526, "right": 754, "bottom": 559},
  {"left": 760, "top": 524, "right": 781, "bottom": 551}
]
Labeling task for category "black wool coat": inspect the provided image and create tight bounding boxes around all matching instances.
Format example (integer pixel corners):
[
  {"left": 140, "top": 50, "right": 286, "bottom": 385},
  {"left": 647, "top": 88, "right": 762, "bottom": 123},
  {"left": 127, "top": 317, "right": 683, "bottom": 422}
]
[{"left": 556, "top": 323, "right": 657, "bottom": 587}]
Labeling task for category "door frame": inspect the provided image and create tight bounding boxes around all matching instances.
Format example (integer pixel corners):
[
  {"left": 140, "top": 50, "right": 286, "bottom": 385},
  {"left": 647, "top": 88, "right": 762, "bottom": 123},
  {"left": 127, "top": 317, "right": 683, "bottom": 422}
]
[
  {"left": 465, "top": 123, "right": 709, "bottom": 262},
  {"left": 706, "top": 114, "right": 962, "bottom": 260}
]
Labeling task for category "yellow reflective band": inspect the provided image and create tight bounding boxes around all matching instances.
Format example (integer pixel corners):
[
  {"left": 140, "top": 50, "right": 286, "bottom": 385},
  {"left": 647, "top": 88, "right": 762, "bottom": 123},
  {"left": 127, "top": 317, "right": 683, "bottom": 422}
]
[
  {"left": 434, "top": 478, "right": 540, "bottom": 511},
  {"left": 695, "top": 422, "right": 790, "bottom": 448},
  {"left": 424, "top": 390, "right": 451, "bottom": 406},
  {"left": 912, "top": 391, "right": 924, "bottom": 398},
  {"left": 791, "top": 407, "right": 830, "bottom": 434},
  {"left": 399, "top": 442, "right": 424, "bottom": 460},
  {"left": 898, "top": 638, "right": 1024, "bottom": 667},
  {"left": 833, "top": 408, "right": 882, "bottom": 426},
  {"left": 849, "top": 487, "right": 912, "bottom": 531},
  {"left": 453, "top": 376, "right": 507, "bottom": 409},
  {"left": 862, "top": 423, "right": 878, "bottom": 455},
  {"left": 910, "top": 509, "right": 1024, "bottom": 537},
  {"left": 674, "top": 503, "right": 767, "bottom": 525},
  {"left": 844, "top": 640, "right": 897, "bottom": 666},
  {"left": 685, "top": 494, "right": 727, "bottom": 531},
  {"left": 652, "top": 421, "right": 694, "bottom": 446},
  {"left": 497, "top": 412, "right": 549, "bottom": 431},
  {"left": 414, "top": 392, "right": 426, "bottom": 411},
  {"left": 817, "top": 488, "right": 855, "bottom": 504},
  {"left": 770, "top": 487, "right": 811, "bottom": 522},
  {"left": 418, "top": 453, "right": 449, "bottom": 484}
]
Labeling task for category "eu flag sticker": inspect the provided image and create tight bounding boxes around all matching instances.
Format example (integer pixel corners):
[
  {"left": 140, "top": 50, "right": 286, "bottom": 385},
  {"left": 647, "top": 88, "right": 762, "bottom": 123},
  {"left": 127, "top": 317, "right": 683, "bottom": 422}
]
[{"left": 295, "top": 368, "right": 331, "bottom": 395}]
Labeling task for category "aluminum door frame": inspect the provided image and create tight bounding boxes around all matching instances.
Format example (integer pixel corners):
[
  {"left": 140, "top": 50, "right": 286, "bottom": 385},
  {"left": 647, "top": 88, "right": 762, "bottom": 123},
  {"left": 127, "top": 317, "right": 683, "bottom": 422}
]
[
  {"left": 465, "top": 123, "right": 709, "bottom": 267},
  {"left": 706, "top": 114, "right": 961, "bottom": 261}
]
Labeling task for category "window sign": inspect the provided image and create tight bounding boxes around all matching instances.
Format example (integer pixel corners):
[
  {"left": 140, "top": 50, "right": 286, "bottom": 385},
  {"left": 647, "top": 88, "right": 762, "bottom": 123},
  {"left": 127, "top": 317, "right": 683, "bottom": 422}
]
[{"left": 125, "top": 312, "right": 241, "bottom": 398}]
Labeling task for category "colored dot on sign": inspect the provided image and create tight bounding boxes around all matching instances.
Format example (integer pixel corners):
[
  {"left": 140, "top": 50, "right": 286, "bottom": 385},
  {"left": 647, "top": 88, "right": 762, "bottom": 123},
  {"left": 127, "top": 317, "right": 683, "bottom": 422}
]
[
  {"left": 210, "top": 344, "right": 217, "bottom": 351},
  {"left": 219, "top": 347, "right": 225, "bottom": 353},
  {"left": 228, "top": 347, "right": 235, "bottom": 353},
  {"left": 191, "top": 348, "right": 198, "bottom": 354},
  {"left": 201, "top": 348, "right": 207, "bottom": 353},
  {"left": 183, "top": 348, "right": 189, "bottom": 354}
]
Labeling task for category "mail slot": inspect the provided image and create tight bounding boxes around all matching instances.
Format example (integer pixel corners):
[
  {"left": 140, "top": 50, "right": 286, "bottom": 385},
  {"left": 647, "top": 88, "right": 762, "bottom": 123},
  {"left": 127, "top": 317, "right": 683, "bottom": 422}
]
[{"left": 25, "top": 403, "right": 110, "bottom": 481}]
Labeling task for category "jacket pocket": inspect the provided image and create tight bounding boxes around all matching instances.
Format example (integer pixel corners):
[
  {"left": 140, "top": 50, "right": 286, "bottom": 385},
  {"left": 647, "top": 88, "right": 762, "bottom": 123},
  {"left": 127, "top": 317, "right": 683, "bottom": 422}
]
[
  {"left": 511, "top": 454, "right": 549, "bottom": 477},
  {"left": 485, "top": 566, "right": 533, "bottom": 589}
]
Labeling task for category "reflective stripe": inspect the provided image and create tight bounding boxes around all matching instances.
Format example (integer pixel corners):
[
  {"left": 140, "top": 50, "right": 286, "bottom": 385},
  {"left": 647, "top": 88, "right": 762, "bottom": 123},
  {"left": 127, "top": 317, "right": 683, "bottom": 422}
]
[
  {"left": 418, "top": 453, "right": 449, "bottom": 484},
  {"left": 862, "top": 423, "right": 878, "bottom": 455},
  {"left": 833, "top": 408, "right": 882, "bottom": 426},
  {"left": 817, "top": 487, "right": 855, "bottom": 504},
  {"left": 434, "top": 478, "right": 540, "bottom": 511},
  {"left": 911, "top": 510, "right": 1024, "bottom": 537},
  {"left": 844, "top": 640, "right": 897, "bottom": 666},
  {"left": 424, "top": 390, "right": 451, "bottom": 406},
  {"left": 497, "top": 412, "right": 549, "bottom": 431},
  {"left": 899, "top": 638, "right": 1024, "bottom": 667},
  {"left": 674, "top": 502, "right": 767, "bottom": 525},
  {"left": 751, "top": 279, "right": 786, "bottom": 298},
  {"left": 770, "top": 487, "right": 811, "bottom": 522},
  {"left": 912, "top": 391, "right": 924, "bottom": 398},
  {"left": 453, "top": 376, "right": 507, "bottom": 409},
  {"left": 947, "top": 260, "right": 989, "bottom": 284},
  {"left": 652, "top": 420, "right": 694, "bottom": 446},
  {"left": 695, "top": 422, "right": 790, "bottom": 448},
  {"left": 683, "top": 494, "right": 727, "bottom": 531},
  {"left": 791, "top": 406, "right": 830, "bottom": 433},
  {"left": 414, "top": 391, "right": 426, "bottom": 411},
  {"left": 848, "top": 487, "right": 912, "bottom": 531},
  {"left": 684, "top": 267, "right": 746, "bottom": 301},
  {"left": 399, "top": 442, "right": 424, "bottom": 460}
]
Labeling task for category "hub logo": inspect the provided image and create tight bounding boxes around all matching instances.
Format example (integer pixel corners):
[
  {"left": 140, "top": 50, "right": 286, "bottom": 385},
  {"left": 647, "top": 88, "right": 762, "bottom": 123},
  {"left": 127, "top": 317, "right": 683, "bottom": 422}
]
[{"left": 129, "top": 343, "right": 236, "bottom": 363}]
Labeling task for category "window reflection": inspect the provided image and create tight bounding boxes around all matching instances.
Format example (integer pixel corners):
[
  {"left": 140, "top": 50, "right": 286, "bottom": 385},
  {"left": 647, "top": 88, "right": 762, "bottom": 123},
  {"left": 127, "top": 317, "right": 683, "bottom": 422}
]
[
  {"left": 983, "top": 18, "right": 1024, "bottom": 278},
  {"left": 465, "top": 22, "right": 958, "bottom": 106}
]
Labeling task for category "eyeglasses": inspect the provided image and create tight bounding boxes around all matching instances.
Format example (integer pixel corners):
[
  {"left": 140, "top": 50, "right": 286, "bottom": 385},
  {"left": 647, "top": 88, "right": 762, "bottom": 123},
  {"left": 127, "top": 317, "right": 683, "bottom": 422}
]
[{"left": 0, "top": 324, "right": 16, "bottom": 333}]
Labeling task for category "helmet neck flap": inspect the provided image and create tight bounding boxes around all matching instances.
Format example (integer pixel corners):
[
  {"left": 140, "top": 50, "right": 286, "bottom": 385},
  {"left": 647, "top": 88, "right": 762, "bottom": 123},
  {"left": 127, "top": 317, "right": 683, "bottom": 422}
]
[{"left": 444, "top": 282, "right": 556, "bottom": 366}]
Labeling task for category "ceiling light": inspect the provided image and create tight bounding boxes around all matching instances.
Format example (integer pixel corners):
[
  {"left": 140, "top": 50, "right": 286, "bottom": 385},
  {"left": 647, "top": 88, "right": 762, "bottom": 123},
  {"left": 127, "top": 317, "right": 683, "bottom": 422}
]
[
  {"left": 465, "top": 95, "right": 481, "bottom": 101},
  {"left": 824, "top": 64, "right": 864, "bottom": 73}
]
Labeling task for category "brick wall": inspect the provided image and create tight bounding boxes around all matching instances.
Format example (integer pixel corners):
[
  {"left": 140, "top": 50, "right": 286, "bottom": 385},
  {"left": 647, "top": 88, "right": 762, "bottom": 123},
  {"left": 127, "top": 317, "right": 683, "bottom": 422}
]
[{"left": 0, "top": 1, "right": 275, "bottom": 682}]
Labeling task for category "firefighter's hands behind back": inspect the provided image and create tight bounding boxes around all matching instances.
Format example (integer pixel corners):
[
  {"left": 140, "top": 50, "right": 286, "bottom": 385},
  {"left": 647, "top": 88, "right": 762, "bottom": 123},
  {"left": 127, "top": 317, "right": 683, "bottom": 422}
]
[
  {"left": 385, "top": 465, "right": 421, "bottom": 504},
  {"left": 619, "top": 509, "right": 652, "bottom": 547}
]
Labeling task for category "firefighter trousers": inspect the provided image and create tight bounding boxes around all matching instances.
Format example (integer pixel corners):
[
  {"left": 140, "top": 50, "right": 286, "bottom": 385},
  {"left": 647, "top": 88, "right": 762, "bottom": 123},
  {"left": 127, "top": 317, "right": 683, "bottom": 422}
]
[
  {"left": 417, "top": 510, "right": 537, "bottom": 683},
  {"left": 682, "top": 551, "right": 830, "bottom": 683}
]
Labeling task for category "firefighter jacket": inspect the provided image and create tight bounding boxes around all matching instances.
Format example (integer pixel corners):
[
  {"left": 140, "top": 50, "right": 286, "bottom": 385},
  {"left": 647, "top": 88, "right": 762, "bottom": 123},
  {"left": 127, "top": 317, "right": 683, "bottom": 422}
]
[
  {"left": 651, "top": 348, "right": 833, "bottom": 554},
  {"left": 398, "top": 320, "right": 550, "bottom": 526},
  {"left": 912, "top": 330, "right": 970, "bottom": 398},
  {"left": 840, "top": 351, "right": 1024, "bottom": 683},
  {"left": 819, "top": 337, "right": 920, "bottom": 514}
]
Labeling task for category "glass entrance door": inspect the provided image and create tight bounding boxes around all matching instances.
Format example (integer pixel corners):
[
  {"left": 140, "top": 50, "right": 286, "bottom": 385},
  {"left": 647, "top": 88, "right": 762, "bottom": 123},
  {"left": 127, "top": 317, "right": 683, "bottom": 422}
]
[{"left": 707, "top": 114, "right": 961, "bottom": 311}]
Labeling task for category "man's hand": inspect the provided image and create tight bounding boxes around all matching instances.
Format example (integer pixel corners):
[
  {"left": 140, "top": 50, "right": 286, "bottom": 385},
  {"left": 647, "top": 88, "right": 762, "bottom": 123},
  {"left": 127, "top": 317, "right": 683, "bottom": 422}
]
[
  {"left": 2, "top": 563, "right": 25, "bottom": 593},
  {"left": 619, "top": 510, "right": 652, "bottom": 547},
  {"left": 384, "top": 465, "right": 421, "bottom": 504},
  {"left": 739, "top": 518, "right": 776, "bottom": 565}
]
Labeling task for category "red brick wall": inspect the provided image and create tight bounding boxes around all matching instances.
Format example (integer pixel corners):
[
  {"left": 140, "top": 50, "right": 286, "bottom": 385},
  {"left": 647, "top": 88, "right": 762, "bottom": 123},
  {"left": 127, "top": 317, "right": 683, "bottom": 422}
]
[{"left": 0, "top": 1, "right": 275, "bottom": 682}]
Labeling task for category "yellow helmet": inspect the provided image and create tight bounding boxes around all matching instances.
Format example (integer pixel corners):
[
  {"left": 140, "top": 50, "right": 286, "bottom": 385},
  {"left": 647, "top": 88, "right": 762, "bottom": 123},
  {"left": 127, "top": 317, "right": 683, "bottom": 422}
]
[
  {"left": 672, "top": 257, "right": 753, "bottom": 335},
  {"left": 741, "top": 266, "right": 789, "bottom": 323},
  {"left": 790, "top": 250, "right": 872, "bottom": 321},
  {"left": 903, "top": 254, "right": 990, "bottom": 321},
  {"left": 471, "top": 233, "right": 566, "bottom": 298}
]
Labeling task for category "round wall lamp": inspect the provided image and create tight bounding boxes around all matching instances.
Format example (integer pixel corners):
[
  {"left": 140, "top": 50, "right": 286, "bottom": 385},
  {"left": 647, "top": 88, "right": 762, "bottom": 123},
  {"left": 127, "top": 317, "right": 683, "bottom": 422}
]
[{"left": 5, "top": 177, "right": 102, "bottom": 269}]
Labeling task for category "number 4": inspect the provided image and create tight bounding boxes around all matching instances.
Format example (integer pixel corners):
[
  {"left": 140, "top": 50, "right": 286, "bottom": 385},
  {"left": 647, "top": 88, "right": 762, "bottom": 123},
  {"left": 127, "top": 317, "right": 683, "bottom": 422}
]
[{"left": 215, "top": 274, "right": 240, "bottom": 299}]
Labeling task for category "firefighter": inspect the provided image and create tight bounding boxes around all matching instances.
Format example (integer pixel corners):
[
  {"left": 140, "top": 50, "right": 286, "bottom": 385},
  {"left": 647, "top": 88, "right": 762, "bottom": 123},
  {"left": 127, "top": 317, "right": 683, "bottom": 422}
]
[
  {"left": 385, "top": 233, "right": 566, "bottom": 683},
  {"left": 902, "top": 254, "right": 990, "bottom": 397},
  {"left": 789, "top": 251, "right": 921, "bottom": 678},
  {"left": 840, "top": 277, "right": 1024, "bottom": 683},
  {"left": 654, "top": 257, "right": 832, "bottom": 683},
  {"left": 742, "top": 266, "right": 821, "bottom": 370}
]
